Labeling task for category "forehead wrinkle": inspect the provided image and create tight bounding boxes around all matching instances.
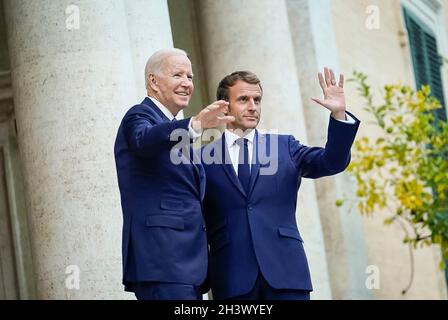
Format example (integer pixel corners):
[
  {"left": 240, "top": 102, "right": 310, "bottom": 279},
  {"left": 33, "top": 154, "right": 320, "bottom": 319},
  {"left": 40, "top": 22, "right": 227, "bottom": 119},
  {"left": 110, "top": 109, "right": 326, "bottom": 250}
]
[
  {"left": 164, "top": 63, "right": 190, "bottom": 73},
  {"left": 231, "top": 84, "right": 262, "bottom": 97},
  {"left": 161, "top": 56, "right": 191, "bottom": 73},
  {"left": 236, "top": 91, "right": 262, "bottom": 98}
]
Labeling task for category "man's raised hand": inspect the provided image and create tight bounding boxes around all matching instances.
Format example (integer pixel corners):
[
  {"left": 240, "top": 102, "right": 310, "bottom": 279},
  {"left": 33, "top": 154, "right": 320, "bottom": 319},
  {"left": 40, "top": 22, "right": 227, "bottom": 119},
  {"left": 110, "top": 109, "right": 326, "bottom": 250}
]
[
  {"left": 192, "top": 100, "right": 235, "bottom": 131},
  {"left": 311, "top": 67, "right": 347, "bottom": 120}
]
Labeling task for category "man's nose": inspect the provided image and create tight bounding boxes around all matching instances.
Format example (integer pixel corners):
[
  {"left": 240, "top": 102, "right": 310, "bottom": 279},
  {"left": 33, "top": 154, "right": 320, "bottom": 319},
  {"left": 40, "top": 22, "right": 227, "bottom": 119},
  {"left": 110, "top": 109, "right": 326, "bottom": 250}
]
[
  {"left": 180, "top": 76, "right": 192, "bottom": 87},
  {"left": 247, "top": 99, "right": 256, "bottom": 110}
]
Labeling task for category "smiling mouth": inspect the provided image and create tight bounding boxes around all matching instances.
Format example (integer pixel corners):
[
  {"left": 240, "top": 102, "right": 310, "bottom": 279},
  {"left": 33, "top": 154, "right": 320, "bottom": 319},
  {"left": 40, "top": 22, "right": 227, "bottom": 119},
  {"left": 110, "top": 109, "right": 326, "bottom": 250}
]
[
  {"left": 244, "top": 116, "right": 258, "bottom": 120},
  {"left": 176, "top": 92, "right": 190, "bottom": 96}
]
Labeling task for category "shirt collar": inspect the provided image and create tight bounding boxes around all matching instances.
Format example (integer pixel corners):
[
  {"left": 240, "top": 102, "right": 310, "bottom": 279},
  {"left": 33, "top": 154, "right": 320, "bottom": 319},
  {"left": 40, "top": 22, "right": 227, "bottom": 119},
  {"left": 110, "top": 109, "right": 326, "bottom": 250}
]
[
  {"left": 225, "top": 129, "right": 256, "bottom": 148},
  {"left": 148, "top": 96, "right": 175, "bottom": 121}
]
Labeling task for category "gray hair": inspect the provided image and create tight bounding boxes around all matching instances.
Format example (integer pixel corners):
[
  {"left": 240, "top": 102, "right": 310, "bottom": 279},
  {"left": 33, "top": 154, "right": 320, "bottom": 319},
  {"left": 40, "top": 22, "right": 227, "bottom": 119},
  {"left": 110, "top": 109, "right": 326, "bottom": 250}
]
[{"left": 144, "top": 48, "right": 188, "bottom": 89}]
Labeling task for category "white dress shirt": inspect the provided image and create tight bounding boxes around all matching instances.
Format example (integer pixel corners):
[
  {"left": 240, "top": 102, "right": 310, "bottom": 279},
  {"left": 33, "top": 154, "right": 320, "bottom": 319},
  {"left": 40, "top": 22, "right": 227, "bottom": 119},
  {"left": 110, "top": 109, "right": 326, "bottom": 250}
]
[
  {"left": 336, "top": 113, "right": 356, "bottom": 124},
  {"left": 224, "top": 112, "right": 356, "bottom": 175},
  {"left": 224, "top": 129, "right": 256, "bottom": 175}
]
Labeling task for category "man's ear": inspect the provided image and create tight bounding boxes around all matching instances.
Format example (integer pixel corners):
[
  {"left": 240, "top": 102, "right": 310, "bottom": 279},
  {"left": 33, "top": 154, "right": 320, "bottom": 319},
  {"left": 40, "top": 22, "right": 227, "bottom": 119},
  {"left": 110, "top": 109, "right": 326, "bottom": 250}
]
[
  {"left": 225, "top": 101, "right": 231, "bottom": 115},
  {"left": 148, "top": 74, "right": 158, "bottom": 92}
]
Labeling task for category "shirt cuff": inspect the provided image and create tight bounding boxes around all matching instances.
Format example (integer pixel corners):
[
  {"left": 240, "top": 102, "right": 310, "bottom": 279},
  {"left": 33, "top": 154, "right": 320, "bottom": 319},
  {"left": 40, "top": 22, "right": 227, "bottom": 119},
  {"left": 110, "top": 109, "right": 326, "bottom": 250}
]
[
  {"left": 334, "top": 112, "right": 356, "bottom": 124},
  {"left": 188, "top": 118, "right": 202, "bottom": 141}
]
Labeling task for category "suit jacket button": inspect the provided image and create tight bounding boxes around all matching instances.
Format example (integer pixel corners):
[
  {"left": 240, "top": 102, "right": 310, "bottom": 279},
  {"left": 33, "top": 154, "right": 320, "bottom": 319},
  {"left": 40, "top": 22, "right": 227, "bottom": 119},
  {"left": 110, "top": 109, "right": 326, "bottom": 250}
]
[
  {"left": 248, "top": 206, "right": 253, "bottom": 211},
  {"left": 202, "top": 225, "right": 206, "bottom": 231}
]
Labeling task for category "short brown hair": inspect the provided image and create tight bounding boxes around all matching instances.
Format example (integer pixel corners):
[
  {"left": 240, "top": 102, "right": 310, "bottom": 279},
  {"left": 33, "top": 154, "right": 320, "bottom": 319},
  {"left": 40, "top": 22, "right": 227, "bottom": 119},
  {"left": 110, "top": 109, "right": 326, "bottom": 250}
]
[{"left": 216, "top": 71, "right": 262, "bottom": 101}]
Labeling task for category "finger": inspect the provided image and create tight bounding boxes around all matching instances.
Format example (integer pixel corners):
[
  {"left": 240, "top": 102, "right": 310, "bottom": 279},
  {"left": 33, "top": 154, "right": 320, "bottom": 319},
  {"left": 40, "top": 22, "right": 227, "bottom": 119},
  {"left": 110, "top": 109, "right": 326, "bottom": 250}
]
[
  {"left": 217, "top": 102, "right": 230, "bottom": 110},
  {"left": 209, "top": 100, "right": 229, "bottom": 111},
  {"left": 206, "top": 104, "right": 220, "bottom": 112},
  {"left": 213, "top": 100, "right": 229, "bottom": 107},
  {"left": 324, "top": 67, "right": 331, "bottom": 87},
  {"left": 318, "top": 72, "right": 326, "bottom": 91},
  {"left": 311, "top": 97, "right": 331, "bottom": 111},
  {"left": 339, "top": 74, "right": 344, "bottom": 88},
  {"left": 216, "top": 115, "right": 235, "bottom": 123},
  {"left": 206, "top": 104, "right": 223, "bottom": 113},
  {"left": 330, "top": 69, "right": 336, "bottom": 86},
  {"left": 208, "top": 104, "right": 229, "bottom": 116}
]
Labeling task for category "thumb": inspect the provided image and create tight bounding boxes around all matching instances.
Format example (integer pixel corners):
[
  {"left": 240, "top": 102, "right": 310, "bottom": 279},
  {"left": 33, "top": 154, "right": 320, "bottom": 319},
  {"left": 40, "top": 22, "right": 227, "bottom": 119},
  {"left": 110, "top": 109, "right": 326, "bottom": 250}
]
[
  {"left": 217, "top": 115, "right": 235, "bottom": 123},
  {"left": 311, "top": 97, "right": 331, "bottom": 111}
]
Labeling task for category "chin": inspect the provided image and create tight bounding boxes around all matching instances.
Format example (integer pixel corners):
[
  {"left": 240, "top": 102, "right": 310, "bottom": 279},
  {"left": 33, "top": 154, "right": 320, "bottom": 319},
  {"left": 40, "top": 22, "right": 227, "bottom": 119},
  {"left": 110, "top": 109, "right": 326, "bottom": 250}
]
[
  {"left": 176, "top": 102, "right": 189, "bottom": 109},
  {"left": 244, "top": 121, "right": 258, "bottom": 129}
]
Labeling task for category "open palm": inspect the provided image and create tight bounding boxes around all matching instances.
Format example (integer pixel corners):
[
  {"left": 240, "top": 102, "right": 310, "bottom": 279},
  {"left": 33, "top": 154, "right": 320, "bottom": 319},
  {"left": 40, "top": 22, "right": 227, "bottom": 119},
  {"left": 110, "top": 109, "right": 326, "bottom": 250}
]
[{"left": 311, "top": 67, "right": 346, "bottom": 119}]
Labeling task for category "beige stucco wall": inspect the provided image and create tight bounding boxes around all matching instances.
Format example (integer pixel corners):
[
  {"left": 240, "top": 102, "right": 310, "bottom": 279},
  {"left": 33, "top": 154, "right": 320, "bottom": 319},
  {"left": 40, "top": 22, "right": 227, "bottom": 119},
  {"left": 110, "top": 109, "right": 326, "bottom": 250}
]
[{"left": 331, "top": 0, "right": 447, "bottom": 299}]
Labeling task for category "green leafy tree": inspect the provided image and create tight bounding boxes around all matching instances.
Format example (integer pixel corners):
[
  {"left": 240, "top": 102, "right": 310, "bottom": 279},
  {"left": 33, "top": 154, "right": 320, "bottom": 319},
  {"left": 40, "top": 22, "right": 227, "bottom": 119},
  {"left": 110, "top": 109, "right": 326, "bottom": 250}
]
[{"left": 338, "top": 72, "right": 448, "bottom": 293}]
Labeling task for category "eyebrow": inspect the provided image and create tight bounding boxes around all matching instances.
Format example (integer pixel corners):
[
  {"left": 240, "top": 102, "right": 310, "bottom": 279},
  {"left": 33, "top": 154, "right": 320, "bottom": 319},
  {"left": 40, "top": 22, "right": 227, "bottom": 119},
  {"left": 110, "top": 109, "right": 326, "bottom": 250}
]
[
  {"left": 171, "top": 70, "right": 194, "bottom": 76},
  {"left": 237, "top": 94, "right": 262, "bottom": 99}
]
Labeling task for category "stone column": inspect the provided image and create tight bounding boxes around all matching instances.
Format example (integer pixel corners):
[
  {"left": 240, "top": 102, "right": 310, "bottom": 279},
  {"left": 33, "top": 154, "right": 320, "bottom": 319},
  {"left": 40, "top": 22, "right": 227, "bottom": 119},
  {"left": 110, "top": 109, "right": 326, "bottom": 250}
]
[
  {"left": 286, "top": 0, "right": 371, "bottom": 299},
  {"left": 123, "top": 0, "right": 186, "bottom": 118},
  {"left": 196, "top": 0, "right": 332, "bottom": 299},
  {"left": 3, "top": 0, "right": 169, "bottom": 299},
  {"left": 124, "top": 0, "right": 174, "bottom": 97}
]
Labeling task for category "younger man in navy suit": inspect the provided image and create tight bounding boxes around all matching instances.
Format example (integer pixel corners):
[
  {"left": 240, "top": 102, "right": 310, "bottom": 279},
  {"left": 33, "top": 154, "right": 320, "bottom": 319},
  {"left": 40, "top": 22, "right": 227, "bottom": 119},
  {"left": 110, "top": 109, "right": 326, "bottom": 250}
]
[{"left": 201, "top": 69, "right": 360, "bottom": 300}]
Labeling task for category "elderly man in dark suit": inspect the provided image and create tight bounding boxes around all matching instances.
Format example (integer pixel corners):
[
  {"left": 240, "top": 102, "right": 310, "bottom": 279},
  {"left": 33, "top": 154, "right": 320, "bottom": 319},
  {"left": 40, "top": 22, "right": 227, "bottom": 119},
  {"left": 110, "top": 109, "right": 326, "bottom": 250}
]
[{"left": 114, "top": 48, "right": 233, "bottom": 300}]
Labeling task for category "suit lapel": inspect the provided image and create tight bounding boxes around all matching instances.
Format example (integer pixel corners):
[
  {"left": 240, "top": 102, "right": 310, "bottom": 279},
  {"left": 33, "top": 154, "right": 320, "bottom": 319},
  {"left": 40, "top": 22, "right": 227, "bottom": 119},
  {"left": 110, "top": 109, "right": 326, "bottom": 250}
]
[
  {"left": 144, "top": 97, "right": 203, "bottom": 198},
  {"left": 191, "top": 148, "right": 205, "bottom": 199},
  {"left": 248, "top": 132, "right": 260, "bottom": 197},
  {"left": 142, "top": 97, "right": 171, "bottom": 123},
  {"left": 247, "top": 131, "right": 269, "bottom": 197},
  {"left": 217, "top": 132, "right": 269, "bottom": 198}
]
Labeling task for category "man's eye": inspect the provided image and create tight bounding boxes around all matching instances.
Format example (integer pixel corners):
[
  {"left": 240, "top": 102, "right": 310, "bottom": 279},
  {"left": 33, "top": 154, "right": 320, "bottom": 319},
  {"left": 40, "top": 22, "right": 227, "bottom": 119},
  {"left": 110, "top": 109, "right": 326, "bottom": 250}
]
[{"left": 173, "top": 74, "right": 181, "bottom": 78}]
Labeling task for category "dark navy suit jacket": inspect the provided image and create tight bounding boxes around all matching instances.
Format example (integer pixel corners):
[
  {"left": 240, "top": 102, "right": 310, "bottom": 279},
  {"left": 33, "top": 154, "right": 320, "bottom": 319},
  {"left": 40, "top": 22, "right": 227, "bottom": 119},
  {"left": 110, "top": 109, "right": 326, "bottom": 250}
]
[
  {"left": 201, "top": 112, "right": 360, "bottom": 299},
  {"left": 114, "top": 97, "right": 208, "bottom": 291}
]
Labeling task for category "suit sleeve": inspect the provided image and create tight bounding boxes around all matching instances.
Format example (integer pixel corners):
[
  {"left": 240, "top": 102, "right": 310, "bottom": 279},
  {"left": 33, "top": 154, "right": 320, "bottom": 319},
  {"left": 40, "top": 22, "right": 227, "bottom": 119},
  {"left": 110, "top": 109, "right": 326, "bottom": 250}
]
[
  {"left": 289, "top": 111, "right": 360, "bottom": 179},
  {"left": 122, "top": 105, "right": 192, "bottom": 158}
]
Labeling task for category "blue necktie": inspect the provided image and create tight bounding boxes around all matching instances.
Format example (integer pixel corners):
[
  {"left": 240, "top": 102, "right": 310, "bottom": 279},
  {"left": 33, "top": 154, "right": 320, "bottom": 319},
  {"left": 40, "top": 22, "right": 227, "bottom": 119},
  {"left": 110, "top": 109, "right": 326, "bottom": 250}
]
[{"left": 237, "top": 138, "right": 250, "bottom": 194}]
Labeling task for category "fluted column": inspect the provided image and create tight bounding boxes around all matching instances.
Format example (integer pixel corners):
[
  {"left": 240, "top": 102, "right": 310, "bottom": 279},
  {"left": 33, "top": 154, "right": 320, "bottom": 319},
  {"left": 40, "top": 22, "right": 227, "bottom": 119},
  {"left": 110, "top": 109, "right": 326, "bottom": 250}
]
[
  {"left": 197, "top": 0, "right": 332, "bottom": 299},
  {"left": 286, "top": 0, "right": 371, "bottom": 299},
  {"left": 124, "top": 0, "right": 185, "bottom": 118},
  {"left": 3, "top": 0, "right": 171, "bottom": 299},
  {"left": 124, "top": 0, "right": 174, "bottom": 97}
]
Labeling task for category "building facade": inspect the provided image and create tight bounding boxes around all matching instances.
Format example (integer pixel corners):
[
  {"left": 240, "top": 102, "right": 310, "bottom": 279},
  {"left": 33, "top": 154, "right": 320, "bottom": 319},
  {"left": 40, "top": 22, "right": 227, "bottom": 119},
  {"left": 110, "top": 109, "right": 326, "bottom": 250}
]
[{"left": 0, "top": 0, "right": 447, "bottom": 299}]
